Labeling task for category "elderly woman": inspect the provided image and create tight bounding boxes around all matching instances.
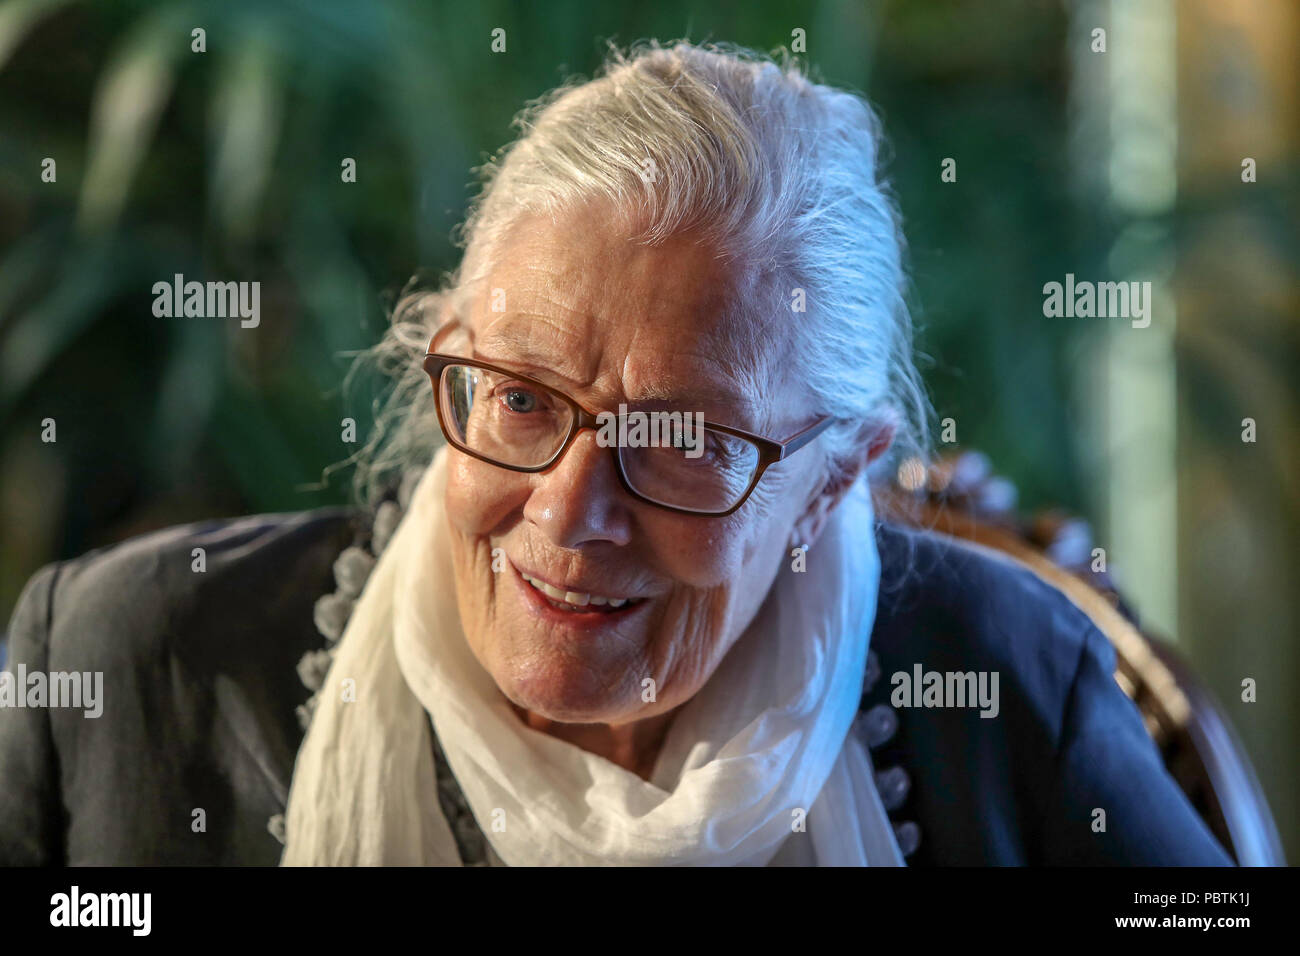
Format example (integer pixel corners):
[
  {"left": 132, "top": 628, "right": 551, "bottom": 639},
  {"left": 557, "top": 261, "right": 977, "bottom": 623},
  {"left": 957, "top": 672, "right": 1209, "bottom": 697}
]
[{"left": 0, "top": 42, "right": 1230, "bottom": 866}]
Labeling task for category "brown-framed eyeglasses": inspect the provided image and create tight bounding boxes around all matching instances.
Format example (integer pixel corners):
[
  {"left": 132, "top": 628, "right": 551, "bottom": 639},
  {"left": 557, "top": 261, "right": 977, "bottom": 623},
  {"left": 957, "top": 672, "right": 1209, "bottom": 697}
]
[{"left": 421, "top": 328, "right": 833, "bottom": 517}]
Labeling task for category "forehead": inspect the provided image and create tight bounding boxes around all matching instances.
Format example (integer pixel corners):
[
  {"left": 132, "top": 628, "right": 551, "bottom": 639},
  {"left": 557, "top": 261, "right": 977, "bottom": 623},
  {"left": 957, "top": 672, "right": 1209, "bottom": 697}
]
[{"left": 465, "top": 206, "right": 780, "bottom": 415}]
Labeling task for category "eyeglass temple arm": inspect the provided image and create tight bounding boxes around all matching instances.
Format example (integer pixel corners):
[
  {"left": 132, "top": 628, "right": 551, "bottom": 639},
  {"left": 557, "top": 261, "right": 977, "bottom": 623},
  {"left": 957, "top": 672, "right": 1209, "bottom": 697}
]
[
  {"left": 426, "top": 317, "right": 469, "bottom": 355},
  {"left": 776, "top": 415, "right": 834, "bottom": 460}
]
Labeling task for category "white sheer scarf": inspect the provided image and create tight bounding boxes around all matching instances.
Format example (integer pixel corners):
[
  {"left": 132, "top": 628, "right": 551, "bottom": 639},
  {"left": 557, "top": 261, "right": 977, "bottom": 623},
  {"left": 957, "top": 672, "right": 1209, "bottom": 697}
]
[{"left": 281, "top": 446, "right": 903, "bottom": 866}]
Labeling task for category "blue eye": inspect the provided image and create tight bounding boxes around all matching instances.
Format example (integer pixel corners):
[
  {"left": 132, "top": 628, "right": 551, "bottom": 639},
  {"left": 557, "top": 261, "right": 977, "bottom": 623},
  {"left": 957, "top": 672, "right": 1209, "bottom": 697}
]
[
  {"left": 668, "top": 427, "right": 729, "bottom": 461},
  {"left": 501, "top": 388, "right": 539, "bottom": 413}
]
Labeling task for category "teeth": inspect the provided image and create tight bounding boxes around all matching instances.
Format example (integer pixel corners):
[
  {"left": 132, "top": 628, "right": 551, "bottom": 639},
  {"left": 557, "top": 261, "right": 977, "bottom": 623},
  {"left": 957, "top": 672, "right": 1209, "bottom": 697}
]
[{"left": 521, "top": 572, "right": 632, "bottom": 610}]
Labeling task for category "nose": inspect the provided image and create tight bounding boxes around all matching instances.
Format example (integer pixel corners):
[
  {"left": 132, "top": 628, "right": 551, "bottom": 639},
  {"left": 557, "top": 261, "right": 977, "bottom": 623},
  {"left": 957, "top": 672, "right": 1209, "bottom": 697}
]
[{"left": 523, "top": 428, "right": 634, "bottom": 549}]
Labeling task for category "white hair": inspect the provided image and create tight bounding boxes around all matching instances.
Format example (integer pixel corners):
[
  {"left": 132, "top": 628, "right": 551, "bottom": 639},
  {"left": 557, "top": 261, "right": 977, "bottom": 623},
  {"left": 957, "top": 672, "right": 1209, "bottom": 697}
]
[{"left": 342, "top": 39, "right": 931, "bottom": 507}]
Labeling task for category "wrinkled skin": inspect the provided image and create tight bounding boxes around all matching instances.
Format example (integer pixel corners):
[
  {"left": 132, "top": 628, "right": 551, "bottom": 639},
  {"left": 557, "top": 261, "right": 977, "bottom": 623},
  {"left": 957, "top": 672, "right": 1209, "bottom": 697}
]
[{"left": 442, "top": 203, "right": 891, "bottom": 780}]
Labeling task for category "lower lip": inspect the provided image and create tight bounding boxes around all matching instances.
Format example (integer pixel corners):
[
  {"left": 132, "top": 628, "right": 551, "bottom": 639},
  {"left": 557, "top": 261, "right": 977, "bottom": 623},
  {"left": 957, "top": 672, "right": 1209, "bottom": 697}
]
[{"left": 511, "top": 564, "right": 646, "bottom": 630}]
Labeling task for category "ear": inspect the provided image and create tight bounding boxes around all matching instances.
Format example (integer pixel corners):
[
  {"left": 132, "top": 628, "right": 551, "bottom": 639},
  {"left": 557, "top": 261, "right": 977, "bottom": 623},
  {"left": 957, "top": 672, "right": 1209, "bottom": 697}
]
[{"left": 790, "top": 420, "right": 895, "bottom": 549}]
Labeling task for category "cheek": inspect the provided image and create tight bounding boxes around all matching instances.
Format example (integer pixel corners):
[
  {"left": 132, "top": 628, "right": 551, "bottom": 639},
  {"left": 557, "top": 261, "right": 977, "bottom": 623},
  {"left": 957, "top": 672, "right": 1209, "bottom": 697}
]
[
  {"left": 644, "top": 510, "right": 787, "bottom": 664},
  {"left": 647, "top": 490, "right": 790, "bottom": 592},
  {"left": 648, "top": 519, "right": 748, "bottom": 589},
  {"left": 445, "top": 452, "right": 526, "bottom": 535},
  {"left": 650, "top": 482, "right": 801, "bottom": 662},
  {"left": 444, "top": 452, "right": 528, "bottom": 645}
]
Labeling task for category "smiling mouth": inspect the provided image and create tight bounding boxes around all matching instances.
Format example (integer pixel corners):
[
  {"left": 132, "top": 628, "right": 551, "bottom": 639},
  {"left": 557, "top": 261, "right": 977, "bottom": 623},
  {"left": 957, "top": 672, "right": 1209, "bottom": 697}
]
[{"left": 514, "top": 567, "right": 645, "bottom": 615}]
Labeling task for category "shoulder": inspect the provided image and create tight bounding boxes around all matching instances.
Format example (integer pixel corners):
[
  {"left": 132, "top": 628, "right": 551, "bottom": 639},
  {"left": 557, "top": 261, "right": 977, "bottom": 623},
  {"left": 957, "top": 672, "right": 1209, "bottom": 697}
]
[
  {"left": 867, "top": 519, "right": 1101, "bottom": 815},
  {"left": 866, "top": 521, "right": 1231, "bottom": 865},
  {"left": 1, "top": 507, "right": 360, "bottom": 864},
  {"left": 871, "top": 519, "right": 1106, "bottom": 716},
  {"left": 8, "top": 507, "right": 358, "bottom": 668}
]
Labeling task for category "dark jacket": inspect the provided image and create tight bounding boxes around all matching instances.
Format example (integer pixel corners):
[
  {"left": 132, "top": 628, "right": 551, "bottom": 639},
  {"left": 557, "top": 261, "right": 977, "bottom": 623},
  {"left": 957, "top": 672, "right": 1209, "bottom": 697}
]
[{"left": 0, "top": 507, "right": 1233, "bottom": 866}]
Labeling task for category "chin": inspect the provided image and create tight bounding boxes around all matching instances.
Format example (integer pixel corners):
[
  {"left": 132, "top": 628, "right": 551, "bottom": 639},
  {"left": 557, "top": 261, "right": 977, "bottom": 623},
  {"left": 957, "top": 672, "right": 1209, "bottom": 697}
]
[{"left": 491, "top": 654, "right": 641, "bottom": 725}]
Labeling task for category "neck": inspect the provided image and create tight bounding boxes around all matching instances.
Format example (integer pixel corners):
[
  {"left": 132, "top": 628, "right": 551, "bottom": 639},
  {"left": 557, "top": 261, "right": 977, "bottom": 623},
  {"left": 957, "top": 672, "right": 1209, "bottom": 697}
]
[{"left": 509, "top": 703, "right": 678, "bottom": 782}]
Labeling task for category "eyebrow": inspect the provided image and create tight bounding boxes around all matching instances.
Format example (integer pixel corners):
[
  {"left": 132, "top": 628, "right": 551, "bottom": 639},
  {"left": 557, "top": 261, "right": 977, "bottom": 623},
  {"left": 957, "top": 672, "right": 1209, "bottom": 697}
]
[
  {"left": 470, "top": 317, "right": 578, "bottom": 373},
  {"left": 470, "top": 333, "right": 758, "bottom": 420}
]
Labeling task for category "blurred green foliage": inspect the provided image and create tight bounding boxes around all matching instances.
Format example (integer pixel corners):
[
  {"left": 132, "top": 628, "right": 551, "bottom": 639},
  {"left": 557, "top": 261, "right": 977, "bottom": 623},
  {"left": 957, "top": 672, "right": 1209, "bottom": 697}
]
[
  {"left": 0, "top": 0, "right": 1092, "bottom": 568},
  {"left": 1, "top": 0, "right": 1294, "bottom": 572}
]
